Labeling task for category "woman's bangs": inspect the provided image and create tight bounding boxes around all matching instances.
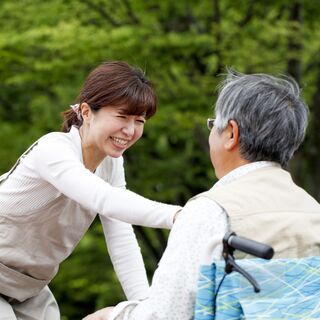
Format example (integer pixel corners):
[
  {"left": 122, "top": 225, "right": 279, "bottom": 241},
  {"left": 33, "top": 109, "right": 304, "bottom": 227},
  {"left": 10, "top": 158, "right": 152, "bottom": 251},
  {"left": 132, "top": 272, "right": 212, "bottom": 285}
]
[{"left": 118, "top": 87, "right": 156, "bottom": 118}]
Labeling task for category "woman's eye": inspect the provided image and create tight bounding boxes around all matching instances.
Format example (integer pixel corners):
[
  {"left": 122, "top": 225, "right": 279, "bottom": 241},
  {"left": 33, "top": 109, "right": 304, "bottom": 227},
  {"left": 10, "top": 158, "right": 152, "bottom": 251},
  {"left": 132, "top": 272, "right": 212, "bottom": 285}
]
[
  {"left": 116, "top": 115, "right": 126, "bottom": 119},
  {"left": 136, "top": 119, "right": 146, "bottom": 124}
]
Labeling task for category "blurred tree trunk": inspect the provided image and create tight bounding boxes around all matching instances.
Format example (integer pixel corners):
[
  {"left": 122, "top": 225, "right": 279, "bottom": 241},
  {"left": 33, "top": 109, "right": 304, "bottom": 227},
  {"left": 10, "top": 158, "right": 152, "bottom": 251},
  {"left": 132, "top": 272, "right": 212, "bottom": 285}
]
[
  {"left": 306, "top": 62, "right": 320, "bottom": 200},
  {"left": 287, "top": 2, "right": 302, "bottom": 84},
  {"left": 287, "top": 2, "right": 320, "bottom": 201},
  {"left": 212, "top": 0, "right": 223, "bottom": 75},
  {"left": 286, "top": 2, "right": 304, "bottom": 191}
]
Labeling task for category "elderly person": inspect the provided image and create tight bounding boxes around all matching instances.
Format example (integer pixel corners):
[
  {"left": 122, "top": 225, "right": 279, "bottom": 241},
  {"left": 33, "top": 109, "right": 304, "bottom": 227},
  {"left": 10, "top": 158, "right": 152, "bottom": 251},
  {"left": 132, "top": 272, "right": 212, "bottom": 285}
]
[{"left": 84, "top": 70, "right": 320, "bottom": 320}]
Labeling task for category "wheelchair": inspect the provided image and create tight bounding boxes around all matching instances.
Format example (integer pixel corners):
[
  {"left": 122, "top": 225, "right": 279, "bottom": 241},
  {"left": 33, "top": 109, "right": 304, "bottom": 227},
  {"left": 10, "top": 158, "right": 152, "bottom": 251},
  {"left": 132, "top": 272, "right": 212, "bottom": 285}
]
[{"left": 194, "top": 232, "right": 320, "bottom": 319}]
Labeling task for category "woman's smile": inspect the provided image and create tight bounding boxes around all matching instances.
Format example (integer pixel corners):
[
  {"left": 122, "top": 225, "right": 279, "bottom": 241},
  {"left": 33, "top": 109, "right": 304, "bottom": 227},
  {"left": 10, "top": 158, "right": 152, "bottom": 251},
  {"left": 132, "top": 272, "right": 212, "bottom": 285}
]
[{"left": 110, "top": 136, "right": 130, "bottom": 148}]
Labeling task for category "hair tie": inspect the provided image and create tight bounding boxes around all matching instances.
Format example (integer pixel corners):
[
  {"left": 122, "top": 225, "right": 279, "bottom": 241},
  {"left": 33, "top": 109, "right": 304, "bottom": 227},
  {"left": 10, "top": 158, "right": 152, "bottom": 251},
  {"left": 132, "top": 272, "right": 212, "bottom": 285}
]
[{"left": 70, "top": 103, "right": 81, "bottom": 120}]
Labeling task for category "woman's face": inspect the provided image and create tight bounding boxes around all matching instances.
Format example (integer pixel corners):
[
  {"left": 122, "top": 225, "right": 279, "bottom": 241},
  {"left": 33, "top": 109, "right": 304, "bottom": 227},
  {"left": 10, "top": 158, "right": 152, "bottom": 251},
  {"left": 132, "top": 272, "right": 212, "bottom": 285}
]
[{"left": 82, "top": 105, "right": 146, "bottom": 159}]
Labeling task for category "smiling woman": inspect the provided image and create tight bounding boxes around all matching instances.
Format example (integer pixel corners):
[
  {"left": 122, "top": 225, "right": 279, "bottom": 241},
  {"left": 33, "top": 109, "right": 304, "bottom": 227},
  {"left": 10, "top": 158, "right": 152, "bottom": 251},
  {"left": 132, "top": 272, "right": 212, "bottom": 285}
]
[
  {"left": 60, "top": 62, "right": 155, "bottom": 171},
  {"left": 78, "top": 105, "right": 146, "bottom": 171},
  {"left": 0, "top": 61, "right": 181, "bottom": 320},
  {"left": 61, "top": 61, "right": 156, "bottom": 132}
]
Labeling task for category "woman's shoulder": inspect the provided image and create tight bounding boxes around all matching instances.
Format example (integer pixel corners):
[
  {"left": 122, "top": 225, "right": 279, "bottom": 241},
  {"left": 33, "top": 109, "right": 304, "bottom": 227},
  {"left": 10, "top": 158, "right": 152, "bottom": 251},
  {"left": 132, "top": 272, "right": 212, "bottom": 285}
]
[
  {"left": 28, "top": 128, "right": 82, "bottom": 163},
  {"left": 36, "top": 127, "right": 80, "bottom": 151},
  {"left": 38, "top": 128, "right": 77, "bottom": 144}
]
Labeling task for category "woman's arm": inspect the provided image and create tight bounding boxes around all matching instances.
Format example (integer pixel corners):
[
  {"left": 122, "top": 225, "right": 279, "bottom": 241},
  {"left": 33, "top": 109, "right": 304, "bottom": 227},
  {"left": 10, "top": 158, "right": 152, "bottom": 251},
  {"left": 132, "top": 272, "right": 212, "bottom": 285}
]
[
  {"left": 98, "top": 158, "right": 149, "bottom": 300},
  {"left": 100, "top": 217, "right": 149, "bottom": 300},
  {"left": 84, "top": 198, "right": 228, "bottom": 320},
  {"left": 33, "top": 137, "right": 180, "bottom": 229}
]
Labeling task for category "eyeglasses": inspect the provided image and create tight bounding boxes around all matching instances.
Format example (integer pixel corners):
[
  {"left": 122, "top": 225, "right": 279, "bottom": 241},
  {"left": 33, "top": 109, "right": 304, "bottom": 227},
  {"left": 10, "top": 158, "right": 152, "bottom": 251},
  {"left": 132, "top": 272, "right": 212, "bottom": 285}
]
[{"left": 207, "top": 118, "right": 215, "bottom": 131}]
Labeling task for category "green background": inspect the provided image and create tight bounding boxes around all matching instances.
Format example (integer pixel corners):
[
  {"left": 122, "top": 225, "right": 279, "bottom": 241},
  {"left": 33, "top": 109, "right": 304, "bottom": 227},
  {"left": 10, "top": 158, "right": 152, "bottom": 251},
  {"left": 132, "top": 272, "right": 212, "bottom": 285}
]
[{"left": 1, "top": 0, "right": 319, "bottom": 318}]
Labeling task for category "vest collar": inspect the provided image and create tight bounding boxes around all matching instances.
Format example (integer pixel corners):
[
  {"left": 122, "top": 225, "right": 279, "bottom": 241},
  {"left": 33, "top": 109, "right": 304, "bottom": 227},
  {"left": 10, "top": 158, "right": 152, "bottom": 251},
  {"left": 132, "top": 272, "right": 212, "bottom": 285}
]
[{"left": 215, "top": 161, "right": 280, "bottom": 188}]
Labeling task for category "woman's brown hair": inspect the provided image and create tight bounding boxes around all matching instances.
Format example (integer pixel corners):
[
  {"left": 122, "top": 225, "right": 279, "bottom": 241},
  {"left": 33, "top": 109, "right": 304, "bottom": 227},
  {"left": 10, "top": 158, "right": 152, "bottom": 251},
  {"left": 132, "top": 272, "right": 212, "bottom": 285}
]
[{"left": 61, "top": 61, "right": 157, "bottom": 132}]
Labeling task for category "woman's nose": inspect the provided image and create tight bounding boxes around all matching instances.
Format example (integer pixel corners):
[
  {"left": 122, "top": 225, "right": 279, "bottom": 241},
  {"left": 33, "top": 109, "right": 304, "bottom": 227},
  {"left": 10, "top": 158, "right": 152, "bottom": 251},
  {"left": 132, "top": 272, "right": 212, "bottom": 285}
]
[{"left": 121, "top": 120, "right": 135, "bottom": 137}]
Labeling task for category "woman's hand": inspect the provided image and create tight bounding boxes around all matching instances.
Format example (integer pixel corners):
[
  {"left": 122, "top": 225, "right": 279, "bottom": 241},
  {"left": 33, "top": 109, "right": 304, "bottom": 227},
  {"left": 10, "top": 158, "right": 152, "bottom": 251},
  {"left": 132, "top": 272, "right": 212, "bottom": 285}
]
[{"left": 82, "top": 307, "right": 115, "bottom": 320}]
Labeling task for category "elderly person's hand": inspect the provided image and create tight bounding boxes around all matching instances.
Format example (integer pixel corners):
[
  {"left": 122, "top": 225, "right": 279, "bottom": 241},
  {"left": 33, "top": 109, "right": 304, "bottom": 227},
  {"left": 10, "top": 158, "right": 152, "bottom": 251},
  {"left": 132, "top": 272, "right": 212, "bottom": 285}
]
[{"left": 82, "top": 307, "right": 114, "bottom": 320}]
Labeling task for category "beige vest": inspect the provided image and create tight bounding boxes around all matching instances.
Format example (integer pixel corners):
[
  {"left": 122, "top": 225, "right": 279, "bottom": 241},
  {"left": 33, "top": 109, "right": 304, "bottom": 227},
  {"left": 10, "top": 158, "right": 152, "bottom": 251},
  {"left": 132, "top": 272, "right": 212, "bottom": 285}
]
[
  {"left": 0, "top": 143, "right": 96, "bottom": 302},
  {"left": 195, "top": 166, "right": 320, "bottom": 259}
]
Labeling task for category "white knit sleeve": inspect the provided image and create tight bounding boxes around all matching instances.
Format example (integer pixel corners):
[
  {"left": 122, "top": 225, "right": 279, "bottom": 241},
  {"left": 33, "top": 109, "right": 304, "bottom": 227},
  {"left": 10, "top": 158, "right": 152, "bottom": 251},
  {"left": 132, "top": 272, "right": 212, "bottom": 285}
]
[
  {"left": 108, "top": 197, "right": 228, "bottom": 320},
  {"left": 100, "top": 217, "right": 149, "bottom": 300},
  {"left": 33, "top": 137, "right": 180, "bottom": 229},
  {"left": 98, "top": 157, "right": 149, "bottom": 300}
]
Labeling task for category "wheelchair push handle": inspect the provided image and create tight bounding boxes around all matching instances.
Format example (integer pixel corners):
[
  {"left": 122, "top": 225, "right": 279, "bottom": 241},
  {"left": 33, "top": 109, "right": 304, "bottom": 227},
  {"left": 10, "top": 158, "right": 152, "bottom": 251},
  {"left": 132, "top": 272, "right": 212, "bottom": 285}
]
[
  {"left": 224, "top": 232, "right": 274, "bottom": 260},
  {"left": 222, "top": 232, "right": 274, "bottom": 292}
]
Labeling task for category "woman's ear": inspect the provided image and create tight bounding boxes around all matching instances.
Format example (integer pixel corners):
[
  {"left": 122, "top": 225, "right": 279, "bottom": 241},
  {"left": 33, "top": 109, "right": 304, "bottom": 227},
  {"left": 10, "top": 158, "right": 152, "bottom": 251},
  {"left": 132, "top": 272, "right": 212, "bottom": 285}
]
[
  {"left": 80, "top": 103, "right": 91, "bottom": 122},
  {"left": 224, "top": 120, "right": 240, "bottom": 150}
]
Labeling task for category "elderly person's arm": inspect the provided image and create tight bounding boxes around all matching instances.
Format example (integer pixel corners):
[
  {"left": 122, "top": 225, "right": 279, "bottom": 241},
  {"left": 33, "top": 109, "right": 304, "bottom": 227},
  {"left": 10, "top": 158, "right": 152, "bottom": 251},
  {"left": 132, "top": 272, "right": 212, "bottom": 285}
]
[{"left": 84, "top": 198, "right": 227, "bottom": 320}]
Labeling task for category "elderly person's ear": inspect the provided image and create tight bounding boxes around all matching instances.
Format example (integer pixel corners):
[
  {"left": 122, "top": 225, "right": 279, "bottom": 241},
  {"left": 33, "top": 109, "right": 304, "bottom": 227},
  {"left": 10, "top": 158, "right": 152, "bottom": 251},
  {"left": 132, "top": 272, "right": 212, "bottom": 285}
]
[{"left": 225, "top": 120, "right": 240, "bottom": 150}]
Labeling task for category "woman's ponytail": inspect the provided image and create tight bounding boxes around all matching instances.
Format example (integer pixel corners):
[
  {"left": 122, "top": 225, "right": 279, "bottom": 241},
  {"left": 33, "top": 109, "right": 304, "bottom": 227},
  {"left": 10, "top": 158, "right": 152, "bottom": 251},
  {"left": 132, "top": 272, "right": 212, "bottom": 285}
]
[{"left": 60, "top": 107, "right": 82, "bottom": 132}]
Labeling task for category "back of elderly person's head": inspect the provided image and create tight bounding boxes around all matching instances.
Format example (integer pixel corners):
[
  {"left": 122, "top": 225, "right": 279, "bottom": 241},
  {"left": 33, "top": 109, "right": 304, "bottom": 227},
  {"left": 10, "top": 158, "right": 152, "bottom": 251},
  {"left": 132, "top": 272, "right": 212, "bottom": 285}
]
[{"left": 214, "top": 69, "right": 308, "bottom": 168}]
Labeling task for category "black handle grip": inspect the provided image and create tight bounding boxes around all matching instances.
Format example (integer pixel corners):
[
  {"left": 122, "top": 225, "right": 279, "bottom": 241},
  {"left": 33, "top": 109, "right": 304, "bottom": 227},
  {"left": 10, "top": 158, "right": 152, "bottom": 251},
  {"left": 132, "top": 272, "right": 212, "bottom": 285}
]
[{"left": 225, "top": 232, "right": 274, "bottom": 259}]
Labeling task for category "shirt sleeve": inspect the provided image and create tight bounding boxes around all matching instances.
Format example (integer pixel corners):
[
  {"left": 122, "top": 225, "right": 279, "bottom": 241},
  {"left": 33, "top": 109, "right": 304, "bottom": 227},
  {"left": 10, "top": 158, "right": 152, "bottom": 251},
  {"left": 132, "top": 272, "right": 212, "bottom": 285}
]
[
  {"left": 109, "top": 197, "right": 228, "bottom": 320},
  {"left": 32, "top": 136, "right": 180, "bottom": 229},
  {"left": 98, "top": 158, "right": 150, "bottom": 300},
  {"left": 100, "top": 216, "right": 150, "bottom": 300}
]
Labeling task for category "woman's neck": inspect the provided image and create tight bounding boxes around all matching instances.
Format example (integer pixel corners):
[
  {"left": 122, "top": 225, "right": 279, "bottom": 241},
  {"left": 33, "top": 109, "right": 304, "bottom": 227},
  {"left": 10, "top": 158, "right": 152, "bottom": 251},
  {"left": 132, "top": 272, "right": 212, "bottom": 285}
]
[{"left": 79, "top": 127, "right": 104, "bottom": 172}]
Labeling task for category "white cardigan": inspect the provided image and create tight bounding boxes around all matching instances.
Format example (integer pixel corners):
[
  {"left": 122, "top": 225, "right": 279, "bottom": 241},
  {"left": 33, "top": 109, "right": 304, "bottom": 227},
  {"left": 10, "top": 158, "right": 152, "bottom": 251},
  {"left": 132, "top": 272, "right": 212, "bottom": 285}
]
[{"left": 0, "top": 126, "right": 180, "bottom": 300}]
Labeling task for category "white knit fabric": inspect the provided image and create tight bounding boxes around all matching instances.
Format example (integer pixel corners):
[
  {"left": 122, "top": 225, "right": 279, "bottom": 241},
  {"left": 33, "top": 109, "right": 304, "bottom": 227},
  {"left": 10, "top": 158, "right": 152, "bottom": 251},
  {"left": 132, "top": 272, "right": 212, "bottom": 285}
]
[
  {"left": 109, "top": 162, "right": 278, "bottom": 319},
  {"left": 0, "top": 126, "right": 180, "bottom": 300},
  {"left": 108, "top": 197, "right": 227, "bottom": 320}
]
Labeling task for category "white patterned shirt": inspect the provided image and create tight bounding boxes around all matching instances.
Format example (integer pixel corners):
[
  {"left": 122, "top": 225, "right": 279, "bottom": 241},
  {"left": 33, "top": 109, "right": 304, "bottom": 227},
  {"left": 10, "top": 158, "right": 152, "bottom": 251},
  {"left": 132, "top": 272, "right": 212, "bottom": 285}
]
[{"left": 109, "top": 161, "right": 278, "bottom": 320}]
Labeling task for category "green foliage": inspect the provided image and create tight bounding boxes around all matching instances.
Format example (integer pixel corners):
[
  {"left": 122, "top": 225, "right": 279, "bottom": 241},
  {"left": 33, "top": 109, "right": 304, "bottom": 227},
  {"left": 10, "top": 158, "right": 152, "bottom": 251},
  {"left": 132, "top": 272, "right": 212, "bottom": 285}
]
[{"left": 1, "top": 0, "right": 320, "bottom": 318}]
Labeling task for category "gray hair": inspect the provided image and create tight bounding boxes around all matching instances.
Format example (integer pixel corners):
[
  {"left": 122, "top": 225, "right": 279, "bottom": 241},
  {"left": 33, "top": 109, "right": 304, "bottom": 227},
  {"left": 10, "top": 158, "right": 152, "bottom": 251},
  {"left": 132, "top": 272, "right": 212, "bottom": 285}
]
[{"left": 214, "top": 69, "right": 308, "bottom": 167}]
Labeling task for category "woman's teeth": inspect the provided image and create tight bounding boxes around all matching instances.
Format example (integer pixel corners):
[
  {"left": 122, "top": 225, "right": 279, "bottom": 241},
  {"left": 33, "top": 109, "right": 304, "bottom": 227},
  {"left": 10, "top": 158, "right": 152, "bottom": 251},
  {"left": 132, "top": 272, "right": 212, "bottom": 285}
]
[{"left": 111, "top": 137, "right": 128, "bottom": 146}]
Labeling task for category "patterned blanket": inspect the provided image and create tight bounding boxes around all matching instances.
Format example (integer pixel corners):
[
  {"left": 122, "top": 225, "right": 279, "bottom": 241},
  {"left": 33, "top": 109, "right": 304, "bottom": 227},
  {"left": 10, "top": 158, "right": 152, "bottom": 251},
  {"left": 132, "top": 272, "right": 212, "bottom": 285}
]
[{"left": 194, "top": 256, "right": 320, "bottom": 319}]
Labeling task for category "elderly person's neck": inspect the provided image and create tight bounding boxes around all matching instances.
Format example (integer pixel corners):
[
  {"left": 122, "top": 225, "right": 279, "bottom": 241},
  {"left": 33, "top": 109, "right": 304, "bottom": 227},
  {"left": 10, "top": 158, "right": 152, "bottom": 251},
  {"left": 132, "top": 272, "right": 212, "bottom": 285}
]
[
  {"left": 216, "top": 159, "right": 251, "bottom": 179},
  {"left": 216, "top": 150, "right": 250, "bottom": 180}
]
